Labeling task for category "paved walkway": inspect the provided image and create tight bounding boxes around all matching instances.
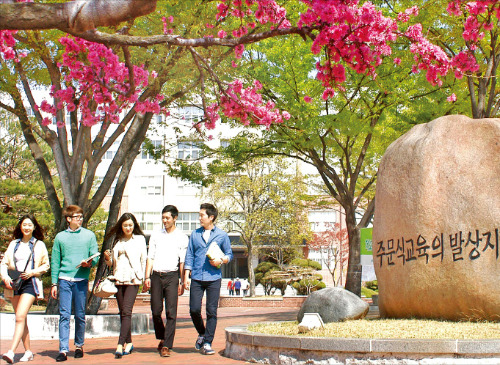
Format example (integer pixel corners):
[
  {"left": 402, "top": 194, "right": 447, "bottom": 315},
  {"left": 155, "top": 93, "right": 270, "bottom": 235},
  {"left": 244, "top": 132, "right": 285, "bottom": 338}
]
[{"left": 0, "top": 296, "right": 297, "bottom": 364}]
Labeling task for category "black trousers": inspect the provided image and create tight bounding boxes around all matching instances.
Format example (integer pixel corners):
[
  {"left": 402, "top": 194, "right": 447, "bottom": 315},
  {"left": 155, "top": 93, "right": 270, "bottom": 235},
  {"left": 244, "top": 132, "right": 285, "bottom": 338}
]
[
  {"left": 150, "top": 271, "right": 179, "bottom": 348},
  {"left": 115, "top": 285, "right": 139, "bottom": 345},
  {"left": 189, "top": 278, "right": 221, "bottom": 345}
]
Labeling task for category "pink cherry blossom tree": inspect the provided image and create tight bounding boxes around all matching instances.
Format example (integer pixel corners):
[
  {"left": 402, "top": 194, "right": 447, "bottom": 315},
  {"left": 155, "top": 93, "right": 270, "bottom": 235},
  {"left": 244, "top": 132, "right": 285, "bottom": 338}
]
[{"left": 1, "top": 0, "right": 498, "bottom": 305}]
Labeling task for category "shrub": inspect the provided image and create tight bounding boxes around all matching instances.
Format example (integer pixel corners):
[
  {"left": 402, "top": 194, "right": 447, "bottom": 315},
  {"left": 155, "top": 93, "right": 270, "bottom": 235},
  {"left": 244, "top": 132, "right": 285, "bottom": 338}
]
[
  {"left": 290, "top": 258, "right": 322, "bottom": 270},
  {"left": 292, "top": 277, "right": 326, "bottom": 295},
  {"left": 364, "top": 280, "right": 378, "bottom": 291}
]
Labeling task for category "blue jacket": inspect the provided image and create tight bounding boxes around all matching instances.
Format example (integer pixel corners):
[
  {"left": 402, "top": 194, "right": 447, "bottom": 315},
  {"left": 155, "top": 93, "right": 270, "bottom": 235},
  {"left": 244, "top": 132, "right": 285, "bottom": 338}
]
[{"left": 185, "top": 226, "right": 233, "bottom": 281}]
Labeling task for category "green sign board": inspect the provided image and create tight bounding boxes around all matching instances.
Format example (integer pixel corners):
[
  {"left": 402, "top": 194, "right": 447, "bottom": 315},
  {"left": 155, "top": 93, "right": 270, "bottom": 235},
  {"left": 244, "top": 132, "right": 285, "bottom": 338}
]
[{"left": 360, "top": 227, "right": 373, "bottom": 255}]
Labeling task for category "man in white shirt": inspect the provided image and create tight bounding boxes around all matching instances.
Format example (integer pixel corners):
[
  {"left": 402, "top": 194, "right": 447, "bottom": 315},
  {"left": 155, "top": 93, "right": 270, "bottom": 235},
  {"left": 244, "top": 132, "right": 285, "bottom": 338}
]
[{"left": 143, "top": 205, "right": 188, "bottom": 358}]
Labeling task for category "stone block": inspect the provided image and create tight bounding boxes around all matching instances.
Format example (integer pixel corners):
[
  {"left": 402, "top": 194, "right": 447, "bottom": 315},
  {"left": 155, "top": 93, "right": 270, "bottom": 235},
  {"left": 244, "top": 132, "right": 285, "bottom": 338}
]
[
  {"left": 300, "top": 337, "right": 371, "bottom": 352},
  {"left": 371, "top": 339, "right": 457, "bottom": 355}
]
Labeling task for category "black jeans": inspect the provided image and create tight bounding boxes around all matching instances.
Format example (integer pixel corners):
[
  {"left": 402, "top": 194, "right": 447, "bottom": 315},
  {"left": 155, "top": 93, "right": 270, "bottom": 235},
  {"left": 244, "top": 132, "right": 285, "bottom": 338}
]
[
  {"left": 189, "top": 278, "right": 221, "bottom": 345},
  {"left": 150, "top": 271, "right": 179, "bottom": 348},
  {"left": 115, "top": 285, "right": 139, "bottom": 345}
]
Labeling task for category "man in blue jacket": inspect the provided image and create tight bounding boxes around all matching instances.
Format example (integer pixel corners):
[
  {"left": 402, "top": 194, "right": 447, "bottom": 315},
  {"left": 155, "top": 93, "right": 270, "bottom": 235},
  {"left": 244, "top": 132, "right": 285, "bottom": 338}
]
[{"left": 183, "top": 203, "right": 232, "bottom": 355}]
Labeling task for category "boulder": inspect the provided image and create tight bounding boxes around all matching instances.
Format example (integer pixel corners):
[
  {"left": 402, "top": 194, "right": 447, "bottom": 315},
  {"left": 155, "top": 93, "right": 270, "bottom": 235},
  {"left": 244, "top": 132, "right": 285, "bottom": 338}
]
[
  {"left": 297, "top": 287, "right": 369, "bottom": 323},
  {"left": 373, "top": 115, "right": 500, "bottom": 321}
]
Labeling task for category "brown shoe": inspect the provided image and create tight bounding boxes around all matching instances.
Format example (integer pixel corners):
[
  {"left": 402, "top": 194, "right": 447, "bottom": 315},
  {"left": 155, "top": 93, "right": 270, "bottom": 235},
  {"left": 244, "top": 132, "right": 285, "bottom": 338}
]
[
  {"left": 160, "top": 347, "right": 171, "bottom": 357},
  {"left": 157, "top": 340, "right": 164, "bottom": 353}
]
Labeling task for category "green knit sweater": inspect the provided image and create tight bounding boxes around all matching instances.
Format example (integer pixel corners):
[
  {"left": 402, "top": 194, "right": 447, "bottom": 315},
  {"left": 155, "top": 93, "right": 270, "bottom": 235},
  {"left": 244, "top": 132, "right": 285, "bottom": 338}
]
[{"left": 51, "top": 227, "right": 98, "bottom": 284}]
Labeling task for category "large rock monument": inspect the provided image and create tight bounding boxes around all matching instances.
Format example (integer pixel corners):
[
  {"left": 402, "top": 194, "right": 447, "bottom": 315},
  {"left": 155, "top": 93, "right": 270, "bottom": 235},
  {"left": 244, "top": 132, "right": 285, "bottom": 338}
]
[{"left": 373, "top": 115, "right": 500, "bottom": 321}]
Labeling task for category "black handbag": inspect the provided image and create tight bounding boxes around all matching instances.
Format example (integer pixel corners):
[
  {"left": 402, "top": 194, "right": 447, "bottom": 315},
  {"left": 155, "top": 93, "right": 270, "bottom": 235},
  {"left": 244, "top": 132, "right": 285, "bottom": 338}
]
[
  {"left": 8, "top": 269, "right": 25, "bottom": 291},
  {"left": 8, "top": 240, "right": 36, "bottom": 291}
]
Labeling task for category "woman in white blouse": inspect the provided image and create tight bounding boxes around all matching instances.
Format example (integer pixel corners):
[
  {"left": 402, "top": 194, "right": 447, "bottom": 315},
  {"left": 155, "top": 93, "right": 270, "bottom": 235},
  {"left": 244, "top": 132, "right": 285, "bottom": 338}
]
[
  {"left": 1, "top": 214, "right": 50, "bottom": 364},
  {"left": 103, "top": 213, "right": 147, "bottom": 358}
]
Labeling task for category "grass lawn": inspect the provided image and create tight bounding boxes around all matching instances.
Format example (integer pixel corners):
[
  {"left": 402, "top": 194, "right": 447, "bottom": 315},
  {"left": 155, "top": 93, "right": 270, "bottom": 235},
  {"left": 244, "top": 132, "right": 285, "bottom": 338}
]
[
  {"left": 1, "top": 302, "right": 47, "bottom": 313},
  {"left": 249, "top": 319, "right": 500, "bottom": 340}
]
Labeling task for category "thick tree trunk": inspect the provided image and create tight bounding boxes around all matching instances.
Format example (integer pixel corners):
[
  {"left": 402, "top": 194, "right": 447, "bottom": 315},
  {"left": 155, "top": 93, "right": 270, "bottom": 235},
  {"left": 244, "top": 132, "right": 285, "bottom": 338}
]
[
  {"left": 87, "top": 113, "right": 152, "bottom": 314},
  {"left": 0, "top": 1, "right": 157, "bottom": 32},
  {"left": 344, "top": 206, "right": 362, "bottom": 296},
  {"left": 247, "top": 246, "right": 256, "bottom": 297}
]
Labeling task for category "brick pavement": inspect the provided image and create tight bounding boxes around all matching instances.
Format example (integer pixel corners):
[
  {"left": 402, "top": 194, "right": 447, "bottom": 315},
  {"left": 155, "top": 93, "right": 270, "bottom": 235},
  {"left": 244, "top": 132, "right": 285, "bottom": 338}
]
[{"left": 0, "top": 296, "right": 298, "bottom": 365}]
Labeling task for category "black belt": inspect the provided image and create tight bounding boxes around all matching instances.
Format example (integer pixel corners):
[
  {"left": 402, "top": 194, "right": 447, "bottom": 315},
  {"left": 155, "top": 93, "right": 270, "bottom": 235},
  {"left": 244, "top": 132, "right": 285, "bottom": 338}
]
[{"left": 152, "top": 270, "right": 177, "bottom": 277}]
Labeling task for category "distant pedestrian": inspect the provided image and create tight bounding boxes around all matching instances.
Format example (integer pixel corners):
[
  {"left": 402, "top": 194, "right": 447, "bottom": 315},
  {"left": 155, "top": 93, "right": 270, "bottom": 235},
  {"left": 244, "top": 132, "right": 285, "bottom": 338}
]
[
  {"left": 242, "top": 278, "right": 249, "bottom": 296},
  {"left": 227, "top": 278, "right": 234, "bottom": 296},
  {"left": 183, "top": 203, "right": 233, "bottom": 356},
  {"left": 234, "top": 278, "right": 241, "bottom": 296}
]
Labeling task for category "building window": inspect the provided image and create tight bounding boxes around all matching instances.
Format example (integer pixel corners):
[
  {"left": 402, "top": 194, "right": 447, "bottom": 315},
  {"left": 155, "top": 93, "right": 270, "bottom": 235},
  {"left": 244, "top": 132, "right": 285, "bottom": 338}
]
[
  {"left": 176, "top": 212, "right": 199, "bottom": 233},
  {"left": 140, "top": 185, "right": 162, "bottom": 195},
  {"left": 177, "top": 141, "right": 202, "bottom": 160},
  {"left": 141, "top": 140, "right": 162, "bottom": 159},
  {"left": 136, "top": 212, "right": 161, "bottom": 232},
  {"left": 179, "top": 106, "right": 203, "bottom": 123}
]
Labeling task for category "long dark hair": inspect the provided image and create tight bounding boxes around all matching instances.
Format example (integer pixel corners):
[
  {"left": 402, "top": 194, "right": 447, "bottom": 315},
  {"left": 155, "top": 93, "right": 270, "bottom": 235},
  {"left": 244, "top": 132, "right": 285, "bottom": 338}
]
[
  {"left": 13, "top": 214, "right": 45, "bottom": 241},
  {"left": 104, "top": 213, "right": 145, "bottom": 245}
]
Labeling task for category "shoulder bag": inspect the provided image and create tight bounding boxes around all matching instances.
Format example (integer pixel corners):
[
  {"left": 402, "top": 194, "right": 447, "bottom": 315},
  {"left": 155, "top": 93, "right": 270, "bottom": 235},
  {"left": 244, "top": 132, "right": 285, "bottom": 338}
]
[
  {"left": 93, "top": 249, "right": 118, "bottom": 298},
  {"left": 8, "top": 239, "right": 37, "bottom": 291}
]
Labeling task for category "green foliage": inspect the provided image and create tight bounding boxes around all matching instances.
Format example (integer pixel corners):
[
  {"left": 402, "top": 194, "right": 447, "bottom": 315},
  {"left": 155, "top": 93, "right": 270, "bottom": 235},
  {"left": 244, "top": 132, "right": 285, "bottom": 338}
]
[
  {"left": 205, "top": 156, "right": 312, "bottom": 269},
  {"left": 290, "top": 258, "right": 322, "bottom": 271},
  {"left": 254, "top": 261, "right": 285, "bottom": 295},
  {"left": 0, "top": 114, "right": 56, "bottom": 250},
  {"left": 364, "top": 280, "right": 378, "bottom": 291},
  {"left": 292, "top": 277, "right": 326, "bottom": 295},
  {"left": 361, "top": 286, "right": 378, "bottom": 299}
]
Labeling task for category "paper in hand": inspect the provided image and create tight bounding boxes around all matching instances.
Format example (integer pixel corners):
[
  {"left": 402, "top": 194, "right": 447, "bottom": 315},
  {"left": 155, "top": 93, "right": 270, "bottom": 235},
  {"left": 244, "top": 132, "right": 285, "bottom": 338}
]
[
  {"left": 206, "top": 242, "right": 224, "bottom": 261},
  {"left": 76, "top": 252, "right": 100, "bottom": 268}
]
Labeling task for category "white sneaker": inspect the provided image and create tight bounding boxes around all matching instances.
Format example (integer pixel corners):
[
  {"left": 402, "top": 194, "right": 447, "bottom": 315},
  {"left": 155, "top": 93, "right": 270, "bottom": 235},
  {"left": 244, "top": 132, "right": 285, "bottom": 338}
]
[
  {"left": 20, "top": 350, "right": 34, "bottom": 362},
  {"left": 2, "top": 350, "right": 14, "bottom": 364},
  {"left": 201, "top": 342, "right": 215, "bottom": 355}
]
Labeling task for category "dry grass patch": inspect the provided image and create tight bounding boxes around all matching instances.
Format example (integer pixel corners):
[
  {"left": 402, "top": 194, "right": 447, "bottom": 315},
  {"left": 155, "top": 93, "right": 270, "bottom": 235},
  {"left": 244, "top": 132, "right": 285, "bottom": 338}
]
[
  {"left": 1, "top": 302, "right": 46, "bottom": 313},
  {"left": 249, "top": 319, "right": 500, "bottom": 340}
]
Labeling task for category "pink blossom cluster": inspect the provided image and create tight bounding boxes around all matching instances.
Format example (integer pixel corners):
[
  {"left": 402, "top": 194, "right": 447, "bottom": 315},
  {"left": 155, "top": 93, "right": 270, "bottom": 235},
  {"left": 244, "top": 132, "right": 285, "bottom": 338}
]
[
  {"left": 298, "top": 0, "right": 398, "bottom": 96},
  {"left": 162, "top": 15, "right": 175, "bottom": 34},
  {"left": 397, "top": 6, "right": 419, "bottom": 23},
  {"left": 39, "top": 37, "right": 159, "bottom": 127},
  {"left": 405, "top": 24, "right": 451, "bottom": 86},
  {"left": 216, "top": 0, "right": 290, "bottom": 27},
  {"left": 0, "top": 30, "right": 17, "bottom": 61},
  {"left": 205, "top": 79, "right": 290, "bottom": 129},
  {"left": 215, "top": 0, "right": 291, "bottom": 59},
  {"left": 448, "top": 1, "right": 499, "bottom": 74}
]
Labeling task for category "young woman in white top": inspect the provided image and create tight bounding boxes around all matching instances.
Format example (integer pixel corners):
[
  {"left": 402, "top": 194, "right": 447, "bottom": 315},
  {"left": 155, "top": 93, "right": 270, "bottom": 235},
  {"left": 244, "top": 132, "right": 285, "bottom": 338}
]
[
  {"left": 1, "top": 214, "right": 50, "bottom": 364},
  {"left": 103, "top": 213, "right": 147, "bottom": 359}
]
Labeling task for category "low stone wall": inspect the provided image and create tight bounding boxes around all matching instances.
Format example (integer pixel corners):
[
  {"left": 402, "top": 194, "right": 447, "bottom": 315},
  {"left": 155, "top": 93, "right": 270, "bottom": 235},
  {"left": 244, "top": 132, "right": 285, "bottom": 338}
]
[
  {"left": 219, "top": 296, "right": 307, "bottom": 308},
  {"left": 0, "top": 313, "right": 150, "bottom": 340},
  {"left": 225, "top": 324, "right": 500, "bottom": 364},
  {"left": 104, "top": 294, "right": 307, "bottom": 309}
]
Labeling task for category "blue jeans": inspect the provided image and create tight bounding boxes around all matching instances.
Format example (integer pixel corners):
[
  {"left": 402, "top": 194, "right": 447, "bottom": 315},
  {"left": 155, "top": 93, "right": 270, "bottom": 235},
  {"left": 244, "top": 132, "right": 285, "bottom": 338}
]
[
  {"left": 189, "top": 279, "right": 221, "bottom": 345},
  {"left": 58, "top": 279, "right": 88, "bottom": 353}
]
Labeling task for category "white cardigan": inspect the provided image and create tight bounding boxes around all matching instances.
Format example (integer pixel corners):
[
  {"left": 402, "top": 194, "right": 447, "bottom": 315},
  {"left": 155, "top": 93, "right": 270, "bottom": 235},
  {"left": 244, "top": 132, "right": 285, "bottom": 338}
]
[
  {"left": 106, "top": 235, "right": 147, "bottom": 284},
  {"left": 0, "top": 239, "right": 50, "bottom": 299}
]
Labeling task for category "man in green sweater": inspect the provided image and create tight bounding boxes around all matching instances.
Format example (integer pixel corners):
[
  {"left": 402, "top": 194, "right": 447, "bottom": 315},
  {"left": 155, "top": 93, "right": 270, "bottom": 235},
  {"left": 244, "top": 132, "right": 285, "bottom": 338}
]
[{"left": 51, "top": 205, "right": 98, "bottom": 362}]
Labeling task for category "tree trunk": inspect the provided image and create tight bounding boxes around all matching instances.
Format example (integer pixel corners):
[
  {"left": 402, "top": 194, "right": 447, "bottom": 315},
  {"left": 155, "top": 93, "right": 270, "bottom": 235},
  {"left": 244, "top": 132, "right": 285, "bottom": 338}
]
[
  {"left": 87, "top": 113, "right": 152, "bottom": 314},
  {"left": 247, "top": 246, "right": 256, "bottom": 297},
  {"left": 344, "top": 206, "right": 362, "bottom": 296}
]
